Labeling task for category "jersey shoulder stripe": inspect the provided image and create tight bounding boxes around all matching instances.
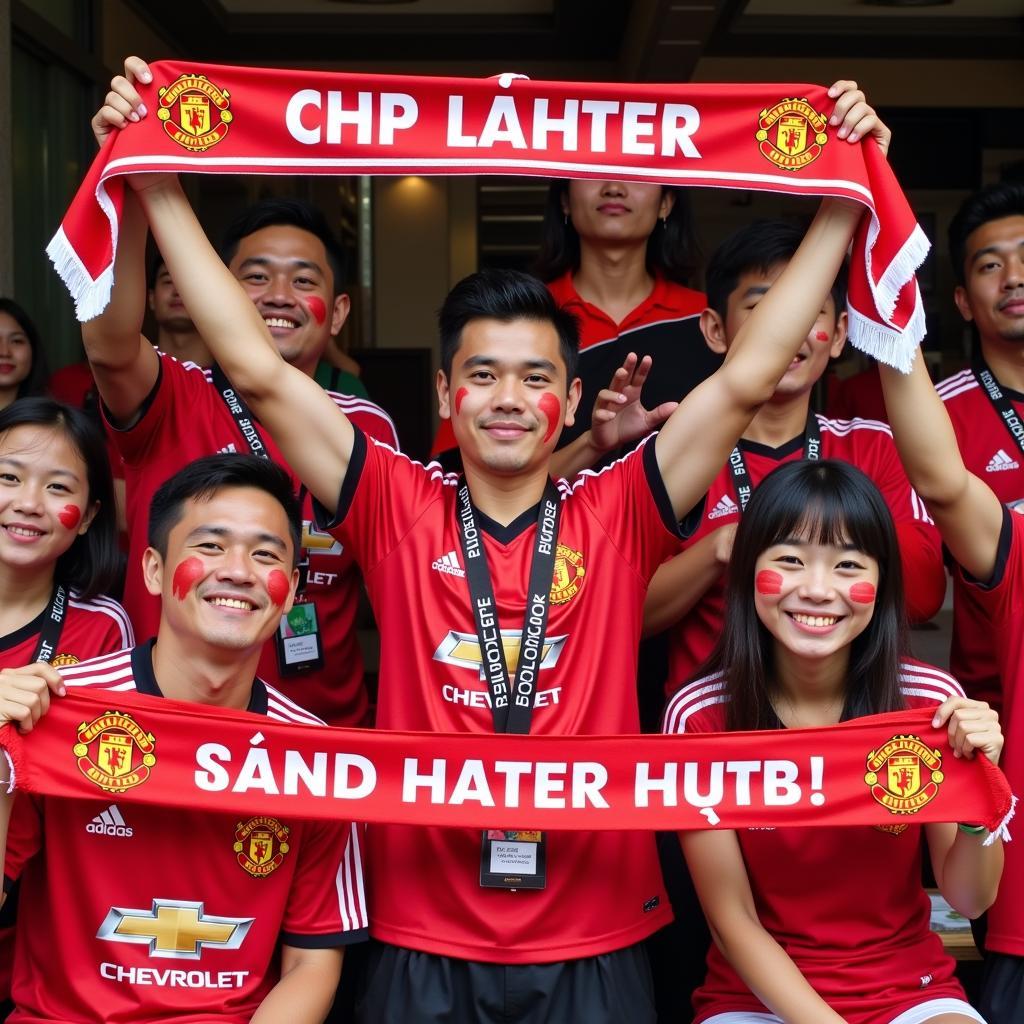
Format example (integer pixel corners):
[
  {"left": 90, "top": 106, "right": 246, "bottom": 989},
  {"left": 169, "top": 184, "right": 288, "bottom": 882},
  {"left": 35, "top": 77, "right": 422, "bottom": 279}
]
[
  {"left": 68, "top": 593, "right": 135, "bottom": 650},
  {"left": 58, "top": 648, "right": 136, "bottom": 689},
  {"left": 326, "top": 392, "right": 399, "bottom": 442},
  {"left": 565, "top": 434, "right": 651, "bottom": 495},
  {"left": 663, "top": 671, "right": 727, "bottom": 734},
  {"left": 369, "top": 435, "right": 461, "bottom": 488},
  {"left": 817, "top": 414, "right": 894, "bottom": 439},
  {"left": 266, "top": 683, "right": 326, "bottom": 726},
  {"left": 898, "top": 659, "right": 966, "bottom": 702}
]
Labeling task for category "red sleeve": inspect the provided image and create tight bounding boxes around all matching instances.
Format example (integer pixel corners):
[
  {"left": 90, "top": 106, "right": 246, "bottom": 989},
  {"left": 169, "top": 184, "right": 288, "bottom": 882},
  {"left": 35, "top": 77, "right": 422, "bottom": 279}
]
[
  {"left": 959, "top": 508, "right": 1024, "bottom": 626},
  {"left": 3, "top": 793, "right": 42, "bottom": 887},
  {"left": 314, "top": 427, "right": 445, "bottom": 572},
  {"left": 661, "top": 678, "right": 727, "bottom": 735},
  {"left": 570, "top": 437, "right": 704, "bottom": 583},
  {"left": 281, "top": 820, "right": 368, "bottom": 946},
  {"left": 101, "top": 355, "right": 216, "bottom": 467},
  {"left": 856, "top": 427, "right": 945, "bottom": 622},
  {"left": 342, "top": 399, "right": 400, "bottom": 450}
]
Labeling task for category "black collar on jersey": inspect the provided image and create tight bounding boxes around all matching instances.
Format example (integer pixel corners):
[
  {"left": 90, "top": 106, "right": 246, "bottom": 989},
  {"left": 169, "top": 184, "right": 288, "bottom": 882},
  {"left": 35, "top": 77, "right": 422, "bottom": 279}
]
[
  {"left": 131, "top": 639, "right": 269, "bottom": 715},
  {"left": 474, "top": 500, "right": 544, "bottom": 545},
  {"left": 737, "top": 432, "right": 806, "bottom": 461},
  {"left": 728, "top": 412, "right": 821, "bottom": 513},
  {"left": 0, "top": 583, "right": 68, "bottom": 660},
  {"left": 972, "top": 358, "right": 1024, "bottom": 460}
]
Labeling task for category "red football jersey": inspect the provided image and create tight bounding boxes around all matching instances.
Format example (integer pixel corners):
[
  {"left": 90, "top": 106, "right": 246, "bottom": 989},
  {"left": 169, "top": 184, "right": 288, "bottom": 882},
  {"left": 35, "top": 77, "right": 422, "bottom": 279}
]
[
  {"left": 0, "top": 591, "right": 134, "bottom": 999},
  {"left": 430, "top": 274, "right": 715, "bottom": 459},
  {"left": 937, "top": 368, "right": 1024, "bottom": 711},
  {"left": 319, "top": 429, "right": 692, "bottom": 962},
  {"left": 104, "top": 354, "right": 399, "bottom": 726},
  {"left": 3, "top": 642, "right": 368, "bottom": 1023},
  {"left": 664, "top": 660, "right": 968, "bottom": 1024},
  {"left": 664, "top": 416, "right": 943, "bottom": 692},
  {"left": 958, "top": 508, "right": 1024, "bottom": 956}
]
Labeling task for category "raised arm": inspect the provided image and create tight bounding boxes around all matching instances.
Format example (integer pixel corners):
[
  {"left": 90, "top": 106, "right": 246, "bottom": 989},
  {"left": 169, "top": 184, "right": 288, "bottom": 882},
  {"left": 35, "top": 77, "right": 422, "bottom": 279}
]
[
  {"left": 80, "top": 58, "right": 161, "bottom": 424},
  {"left": 878, "top": 354, "right": 1005, "bottom": 582}
]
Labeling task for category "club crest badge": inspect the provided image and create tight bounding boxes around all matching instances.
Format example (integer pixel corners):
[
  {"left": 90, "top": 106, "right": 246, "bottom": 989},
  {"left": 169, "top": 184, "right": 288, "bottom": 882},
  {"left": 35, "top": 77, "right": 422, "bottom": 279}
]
[
  {"left": 756, "top": 98, "right": 828, "bottom": 171},
  {"left": 74, "top": 711, "right": 156, "bottom": 793},
  {"left": 157, "top": 74, "right": 233, "bottom": 152},
  {"left": 549, "top": 545, "right": 585, "bottom": 605},
  {"left": 50, "top": 653, "right": 79, "bottom": 667},
  {"left": 234, "top": 816, "right": 291, "bottom": 878},
  {"left": 864, "top": 735, "right": 944, "bottom": 815}
]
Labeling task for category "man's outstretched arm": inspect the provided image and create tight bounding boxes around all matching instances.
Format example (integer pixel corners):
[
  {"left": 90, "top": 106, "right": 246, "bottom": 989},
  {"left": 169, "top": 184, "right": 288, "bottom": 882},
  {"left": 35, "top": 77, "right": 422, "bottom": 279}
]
[{"left": 879, "top": 354, "right": 1005, "bottom": 583}]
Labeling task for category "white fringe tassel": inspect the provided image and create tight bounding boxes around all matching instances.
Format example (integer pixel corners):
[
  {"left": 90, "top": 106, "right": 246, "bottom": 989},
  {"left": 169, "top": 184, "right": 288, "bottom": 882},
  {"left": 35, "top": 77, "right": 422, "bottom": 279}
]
[
  {"left": 985, "top": 792, "right": 1017, "bottom": 846},
  {"left": 1, "top": 747, "right": 14, "bottom": 795}
]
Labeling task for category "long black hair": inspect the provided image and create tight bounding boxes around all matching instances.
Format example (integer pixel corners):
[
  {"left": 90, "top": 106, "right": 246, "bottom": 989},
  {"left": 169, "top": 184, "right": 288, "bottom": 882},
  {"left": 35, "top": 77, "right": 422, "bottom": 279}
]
[
  {"left": 0, "top": 397, "right": 121, "bottom": 600},
  {"left": 700, "top": 459, "right": 908, "bottom": 731},
  {"left": 531, "top": 180, "right": 699, "bottom": 286},
  {"left": 0, "top": 298, "right": 49, "bottom": 401}
]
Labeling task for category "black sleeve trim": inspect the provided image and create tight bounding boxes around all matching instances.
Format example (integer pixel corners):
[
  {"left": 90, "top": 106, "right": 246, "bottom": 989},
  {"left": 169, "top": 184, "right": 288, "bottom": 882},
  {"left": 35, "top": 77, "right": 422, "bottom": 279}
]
[
  {"left": 101, "top": 357, "right": 164, "bottom": 432},
  {"left": 962, "top": 506, "right": 1013, "bottom": 591},
  {"left": 644, "top": 437, "right": 706, "bottom": 541},
  {"left": 281, "top": 927, "right": 369, "bottom": 949},
  {"left": 312, "top": 426, "right": 367, "bottom": 532}
]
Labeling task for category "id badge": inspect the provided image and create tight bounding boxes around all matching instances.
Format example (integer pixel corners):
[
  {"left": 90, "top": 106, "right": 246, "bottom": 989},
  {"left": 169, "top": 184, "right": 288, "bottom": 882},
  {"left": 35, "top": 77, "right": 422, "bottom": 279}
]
[
  {"left": 479, "top": 830, "right": 546, "bottom": 890},
  {"left": 274, "top": 600, "right": 323, "bottom": 676}
]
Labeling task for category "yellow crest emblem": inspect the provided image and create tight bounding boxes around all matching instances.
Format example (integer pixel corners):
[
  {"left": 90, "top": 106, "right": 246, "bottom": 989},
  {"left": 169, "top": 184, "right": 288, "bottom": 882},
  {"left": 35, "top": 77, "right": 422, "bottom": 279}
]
[
  {"left": 864, "top": 734, "right": 944, "bottom": 816},
  {"left": 74, "top": 711, "right": 156, "bottom": 793},
  {"left": 756, "top": 98, "right": 828, "bottom": 171},
  {"left": 157, "top": 74, "right": 233, "bottom": 152},
  {"left": 234, "top": 816, "right": 291, "bottom": 878},
  {"left": 549, "top": 544, "right": 585, "bottom": 605}
]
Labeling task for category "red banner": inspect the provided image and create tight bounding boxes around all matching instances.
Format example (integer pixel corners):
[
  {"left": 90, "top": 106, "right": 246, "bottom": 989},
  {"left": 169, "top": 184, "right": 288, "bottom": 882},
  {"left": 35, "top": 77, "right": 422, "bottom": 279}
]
[
  {"left": 48, "top": 63, "right": 926, "bottom": 370},
  {"left": 1, "top": 688, "right": 1012, "bottom": 834}
]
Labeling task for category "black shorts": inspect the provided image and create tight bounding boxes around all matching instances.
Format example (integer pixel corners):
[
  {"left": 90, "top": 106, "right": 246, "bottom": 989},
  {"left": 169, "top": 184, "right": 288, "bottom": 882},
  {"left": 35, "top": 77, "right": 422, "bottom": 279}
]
[
  {"left": 355, "top": 939, "right": 657, "bottom": 1024},
  {"left": 979, "top": 951, "right": 1024, "bottom": 1024}
]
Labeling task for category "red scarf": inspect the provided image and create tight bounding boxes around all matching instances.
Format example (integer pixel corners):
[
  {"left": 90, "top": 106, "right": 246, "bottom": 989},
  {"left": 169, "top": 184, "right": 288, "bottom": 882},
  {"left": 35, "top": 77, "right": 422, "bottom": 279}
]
[
  {"left": 49, "top": 64, "right": 925, "bottom": 370},
  {"left": 2, "top": 689, "right": 1012, "bottom": 835}
]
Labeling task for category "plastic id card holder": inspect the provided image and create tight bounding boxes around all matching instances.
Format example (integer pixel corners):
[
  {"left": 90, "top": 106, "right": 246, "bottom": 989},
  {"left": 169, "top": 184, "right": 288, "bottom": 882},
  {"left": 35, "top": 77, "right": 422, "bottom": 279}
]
[
  {"left": 479, "top": 830, "right": 547, "bottom": 890},
  {"left": 274, "top": 600, "right": 323, "bottom": 676}
]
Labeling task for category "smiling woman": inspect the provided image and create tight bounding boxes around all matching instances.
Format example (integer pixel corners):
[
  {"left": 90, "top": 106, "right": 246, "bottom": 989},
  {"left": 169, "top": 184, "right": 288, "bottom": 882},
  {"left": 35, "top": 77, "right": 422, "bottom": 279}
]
[{"left": 662, "top": 458, "right": 1004, "bottom": 1024}]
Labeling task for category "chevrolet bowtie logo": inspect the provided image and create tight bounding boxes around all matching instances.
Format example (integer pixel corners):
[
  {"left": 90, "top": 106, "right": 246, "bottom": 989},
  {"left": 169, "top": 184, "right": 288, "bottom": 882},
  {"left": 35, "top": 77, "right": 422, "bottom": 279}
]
[
  {"left": 433, "top": 629, "right": 568, "bottom": 677},
  {"left": 97, "top": 899, "right": 254, "bottom": 960}
]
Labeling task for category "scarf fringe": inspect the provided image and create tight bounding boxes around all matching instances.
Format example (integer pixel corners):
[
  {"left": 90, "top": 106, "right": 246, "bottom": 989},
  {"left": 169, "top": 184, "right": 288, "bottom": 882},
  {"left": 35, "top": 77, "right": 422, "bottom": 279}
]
[
  {"left": 985, "top": 792, "right": 1017, "bottom": 846},
  {"left": 45, "top": 227, "right": 114, "bottom": 323},
  {"left": 1, "top": 747, "right": 14, "bottom": 795},
  {"left": 871, "top": 221, "right": 932, "bottom": 323},
  {"left": 845, "top": 295, "right": 924, "bottom": 374}
]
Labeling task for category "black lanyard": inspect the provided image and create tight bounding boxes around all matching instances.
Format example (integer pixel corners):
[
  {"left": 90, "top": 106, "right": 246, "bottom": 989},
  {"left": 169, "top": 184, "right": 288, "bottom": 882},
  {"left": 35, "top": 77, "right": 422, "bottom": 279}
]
[
  {"left": 211, "top": 364, "right": 310, "bottom": 593},
  {"left": 728, "top": 412, "right": 822, "bottom": 513},
  {"left": 211, "top": 365, "right": 269, "bottom": 460},
  {"left": 33, "top": 584, "right": 69, "bottom": 664},
  {"left": 972, "top": 360, "right": 1024, "bottom": 460},
  {"left": 455, "top": 479, "right": 561, "bottom": 735}
]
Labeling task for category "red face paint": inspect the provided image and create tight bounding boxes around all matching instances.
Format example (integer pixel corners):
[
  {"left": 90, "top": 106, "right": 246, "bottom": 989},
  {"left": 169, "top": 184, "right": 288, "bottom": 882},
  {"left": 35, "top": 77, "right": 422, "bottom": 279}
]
[
  {"left": 814, "top": 331, "right": 830, "bottom": 342},
  {"left": 57, "top": 504, "right": 81, "bottom": 530},
  {"left": 849, "top": 582, "right": 877, "bottom": 605},
  {"left": 538, "top": 393, "right": 561, "bottom": 442},
  {"left": 171, "top": 557, "right": 205, "bottom": 602},
  {"left": 454, "top": 387, "right": 468, "bottom": 415},
  {"left": 305, "top": 295, "right": 327, "bottom": 326},
  {"left": 267, "top": 569, "right": 290, "bottom": 607},
  {"left": 755, "top": 570, "right": 783, "bottom": 595}
]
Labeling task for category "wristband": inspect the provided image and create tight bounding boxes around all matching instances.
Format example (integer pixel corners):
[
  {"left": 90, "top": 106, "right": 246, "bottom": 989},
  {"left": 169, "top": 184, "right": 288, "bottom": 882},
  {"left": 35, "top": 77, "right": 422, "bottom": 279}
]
[{"left": 957, "top": 823, "right": 986, "bottom": 835}]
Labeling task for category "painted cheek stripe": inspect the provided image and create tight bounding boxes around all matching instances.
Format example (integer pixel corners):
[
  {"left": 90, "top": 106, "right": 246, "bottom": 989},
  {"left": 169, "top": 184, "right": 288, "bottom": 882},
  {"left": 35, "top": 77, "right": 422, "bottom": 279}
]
[
  {"left": 305, "top": 295, "right": 327, "bottom": 326},
  {"left": 454, "top": 387, "right": 468, "bottom": 415},
  {"left": 755, "top": 570, "right": 783, "bottom": 595},
  {"left": 538, "top": 393, "right": 561, "bottom": 442},
  {"left": 814, "top": 331, "right": 831, "bottom": 343},
  {"left": 849, "top": 582, "right": 877, "bottom": 604},
  {"left": 171, "top": 557, "right": 205, "bottom": 602},
  {"left": 58, "top": 504, "right": 81, "bottom": 530}
]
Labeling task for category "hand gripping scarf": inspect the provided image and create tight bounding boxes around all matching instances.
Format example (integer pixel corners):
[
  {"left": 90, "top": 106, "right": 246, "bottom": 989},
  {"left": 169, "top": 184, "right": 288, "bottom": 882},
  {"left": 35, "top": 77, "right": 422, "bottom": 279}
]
[
  {"left": 48, "top": 64, "right": 927, "bottom": 370},
  {"left": 1, "top": 688, "right": 1013, "bottom": 839}
]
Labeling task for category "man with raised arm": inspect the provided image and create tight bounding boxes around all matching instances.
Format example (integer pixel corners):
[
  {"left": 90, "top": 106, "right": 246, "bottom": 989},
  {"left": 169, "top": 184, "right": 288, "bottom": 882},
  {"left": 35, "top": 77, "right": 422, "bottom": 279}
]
[
  {"left": 105, "top": 60, "right": 884, "bottom": 1023},
  {"left": 84, "top": 60, "right": 398, "bottom": 727}
]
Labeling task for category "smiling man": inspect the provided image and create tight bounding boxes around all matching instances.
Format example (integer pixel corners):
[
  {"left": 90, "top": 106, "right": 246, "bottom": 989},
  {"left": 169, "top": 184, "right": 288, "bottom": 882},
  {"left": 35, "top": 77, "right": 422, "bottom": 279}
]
[
  {"left": 83, "top": 71, "right": 398, "bottom": 727},
  {"left": 0, "top": 454, "right": 367, "bottom": 1023}
]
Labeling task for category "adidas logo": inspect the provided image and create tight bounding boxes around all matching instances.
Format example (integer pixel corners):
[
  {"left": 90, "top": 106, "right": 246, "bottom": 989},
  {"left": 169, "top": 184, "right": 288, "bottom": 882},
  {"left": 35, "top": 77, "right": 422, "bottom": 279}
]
[
  {"left": 431, "top": 550, "right": 466, "bottom": 578},
  {"left": 986, "top": 449, "right": 1019, "bottom": 473},
  {"left": 708, "top": 494, "right": 739, "bottom": 520},
  {"left": 217, "top": 442, "right": 238, "bottom": 455},
  {"left": 86, "top": 805, "right": 133, "bottom": 838}
]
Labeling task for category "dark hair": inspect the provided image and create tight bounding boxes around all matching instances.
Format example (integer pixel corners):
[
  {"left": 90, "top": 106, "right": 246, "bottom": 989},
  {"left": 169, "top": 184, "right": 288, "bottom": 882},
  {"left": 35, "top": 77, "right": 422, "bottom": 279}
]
[
  {"left": 0, "top": 397, "right": 121, "bottom": 600},
  {"left": 219, "top": 198, "right": 348, "bottom": 296},
  {"left": 532, "top": 180, "right": 699, "bottom": 285},
  {"left": 705, "top": 219, "right": 848, "bottom": 320},
  {"left": 948, "top": 182, "right": 1024, "bottom": 286},
  {"left": 698, "top": 459, "right": 907, "bottom": 731},
  {"left": 148, "top": 455, "right": 302, "bottom": 566},
  {"left": 0, "top": 299, "right": 50, "bottom": 400},
  {"left": 439, "top": 269, "right": 580, "bottom": 383},
  {"left": 146, "top": 253, "right": 166, "bottom": 291}
]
